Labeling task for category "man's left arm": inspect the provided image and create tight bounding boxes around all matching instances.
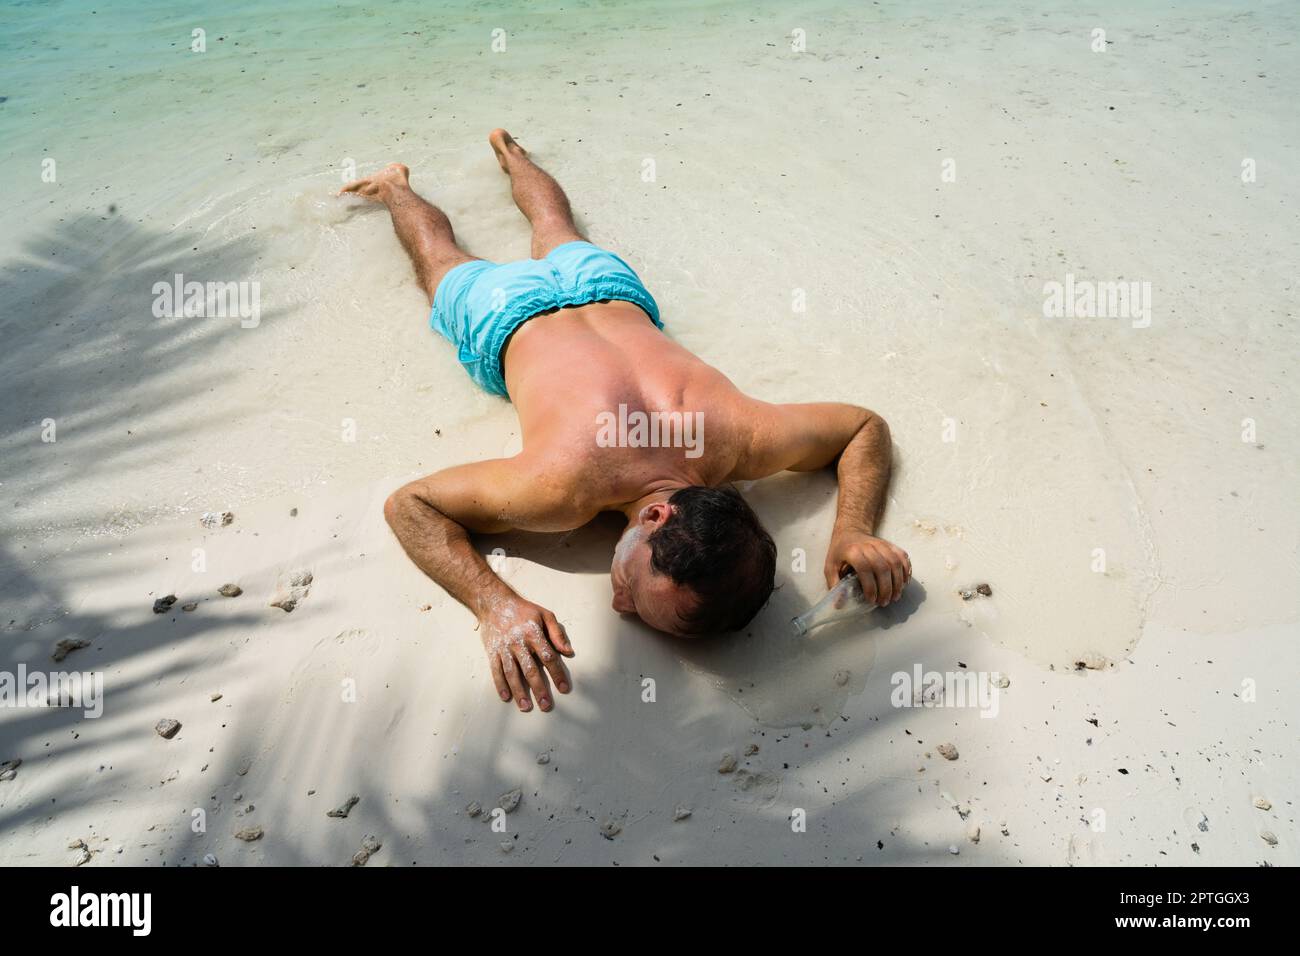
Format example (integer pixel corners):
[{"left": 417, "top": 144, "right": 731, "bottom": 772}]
[{"left": 731, "top": 401, "right": 911, "bottom": 606}]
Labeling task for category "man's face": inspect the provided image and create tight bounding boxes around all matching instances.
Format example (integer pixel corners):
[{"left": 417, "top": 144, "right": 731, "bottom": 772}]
[{"left": 610, "top": 505, "right": 698, "bottom": 637}]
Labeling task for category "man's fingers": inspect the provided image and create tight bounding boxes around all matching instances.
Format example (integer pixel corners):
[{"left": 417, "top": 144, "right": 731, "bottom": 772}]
[
  {"left": 852, "top": 561, "right": 879, "bottom": 604},
  {"left": 488, "top": 654, "right": 511, "bottom": 702},
  {"left": 499, "top": 651, "right": 532, "bottom": 712},
  {"left": 888, "top": 558, "right": 906, "bottom": 605},
  {"left": 527, "top": 626, "right": 572, "bottom": 694},
  {"left": 826, "top": 556, "right": 854, "bottom": 590},
  {"left": 822, "top": 538, "right": 912, "bottom": 606},
  {"left": 543, "top": 611, "right": 575, "bottom": 658},
  {"left": 544, "top": 654, "right": 572, "bottom": 695},
  {"left": 512, "top": 644, "right": 553, "bottom": 712},
  {"left": 858, "top": 551, "right": 893, "bottom": 606},
  {"left": 895, "top": 545, "right": 912, "bottom": 582}
]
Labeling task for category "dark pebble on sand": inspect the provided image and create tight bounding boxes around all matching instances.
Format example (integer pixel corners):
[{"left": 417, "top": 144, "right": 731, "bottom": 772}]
[
  {"left": 327, "top": 795, "right": 360, "bottom": 819},
  {"left": 52, "top": 639, "right": 91, "bottom": 662}
]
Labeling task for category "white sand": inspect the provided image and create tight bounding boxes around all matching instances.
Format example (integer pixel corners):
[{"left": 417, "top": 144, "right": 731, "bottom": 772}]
[{"left": 1, "top": 0, "right": 1296, "bottom": 864}]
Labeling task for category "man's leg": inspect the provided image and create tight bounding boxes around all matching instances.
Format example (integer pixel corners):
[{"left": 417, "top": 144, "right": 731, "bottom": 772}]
[
  {"left": 338, "top": 163, "right": 477, "bottom": 304},
  {"left": 488, "top": 129, "right": 586, "bottom": 258}
]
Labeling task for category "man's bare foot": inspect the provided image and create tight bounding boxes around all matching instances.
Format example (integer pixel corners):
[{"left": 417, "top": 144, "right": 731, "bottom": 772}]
[
  {"left": 488, "top": 128, "right": 526, "bottom": 173},
  {"left": 337, "top": 162, "right": 410, "bottom": 201}
]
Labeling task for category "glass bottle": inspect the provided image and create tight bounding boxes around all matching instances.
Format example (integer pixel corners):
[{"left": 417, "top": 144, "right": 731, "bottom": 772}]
[{"left": 791, "top": 572, "right": 873, "bottom": 636}]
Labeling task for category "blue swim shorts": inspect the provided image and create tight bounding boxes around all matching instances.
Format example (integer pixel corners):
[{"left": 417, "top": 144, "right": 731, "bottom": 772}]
[{"left": 429, "top": 240, "right": 663, "bottom": 397}]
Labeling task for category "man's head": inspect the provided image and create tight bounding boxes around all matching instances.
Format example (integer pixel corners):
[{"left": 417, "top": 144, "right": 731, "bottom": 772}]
[{"left": 610, "top": 485, "right": 776, "bottom": 636}]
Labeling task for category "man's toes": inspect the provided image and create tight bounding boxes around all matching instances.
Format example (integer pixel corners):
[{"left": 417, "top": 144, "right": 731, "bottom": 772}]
[{"left": 338, "top": 177, "right": 371, "bottom": 197}]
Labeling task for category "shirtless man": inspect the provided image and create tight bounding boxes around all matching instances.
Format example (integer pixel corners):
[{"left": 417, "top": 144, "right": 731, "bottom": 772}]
[{"left": 341, "top": 130, "right": 910, "bottom": 715}]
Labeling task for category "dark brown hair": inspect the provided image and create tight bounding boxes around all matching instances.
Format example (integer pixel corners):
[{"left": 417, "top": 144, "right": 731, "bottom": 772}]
[{"left": 646, "top": 485, "right": 776, "bottom": 633}]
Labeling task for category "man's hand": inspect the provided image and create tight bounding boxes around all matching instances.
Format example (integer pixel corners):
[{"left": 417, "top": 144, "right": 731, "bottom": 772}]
[
  {"left": 478, "top": 595, "right": 574, "bottom": 713},
  {"left": 384, "top": 460, "right": 596, "bottom": 712},
  {"left": 824, "top": 528, "right": 912, "bottom": 607},
  {"left": 727, "top": 402, "right": 904, "bottom": 606}
]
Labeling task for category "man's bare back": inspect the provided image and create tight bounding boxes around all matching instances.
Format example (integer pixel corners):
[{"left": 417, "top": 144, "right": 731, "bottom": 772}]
[
  {"left": 341, "top": 130, "right": 911, "bottom": 715},
  {"left": 504, "top": 301, "right": 748, "bottom": 507}
]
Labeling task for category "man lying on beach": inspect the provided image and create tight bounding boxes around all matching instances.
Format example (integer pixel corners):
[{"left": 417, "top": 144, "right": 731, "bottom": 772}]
[{"left": 341, "top": 130, "right": 911, "bottom": 714}]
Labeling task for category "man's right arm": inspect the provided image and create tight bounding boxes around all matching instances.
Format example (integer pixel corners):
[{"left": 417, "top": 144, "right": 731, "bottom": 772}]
[
  {"left": 728, "top": 400, "right": 910, "bottom": 607},
  {"left": 383, "top": 457, "right": 593, "bottom": 713}
]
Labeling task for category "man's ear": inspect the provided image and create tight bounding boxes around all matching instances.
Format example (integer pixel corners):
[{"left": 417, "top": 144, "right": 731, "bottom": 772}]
[{"left": 639, "top": 501, "right": 675, "bottom": 528}]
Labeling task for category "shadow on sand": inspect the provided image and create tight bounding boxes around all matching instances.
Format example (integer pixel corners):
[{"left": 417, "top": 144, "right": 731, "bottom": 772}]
[{"left": 0, "top": 215, "right": 971, "bottom": 865}]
